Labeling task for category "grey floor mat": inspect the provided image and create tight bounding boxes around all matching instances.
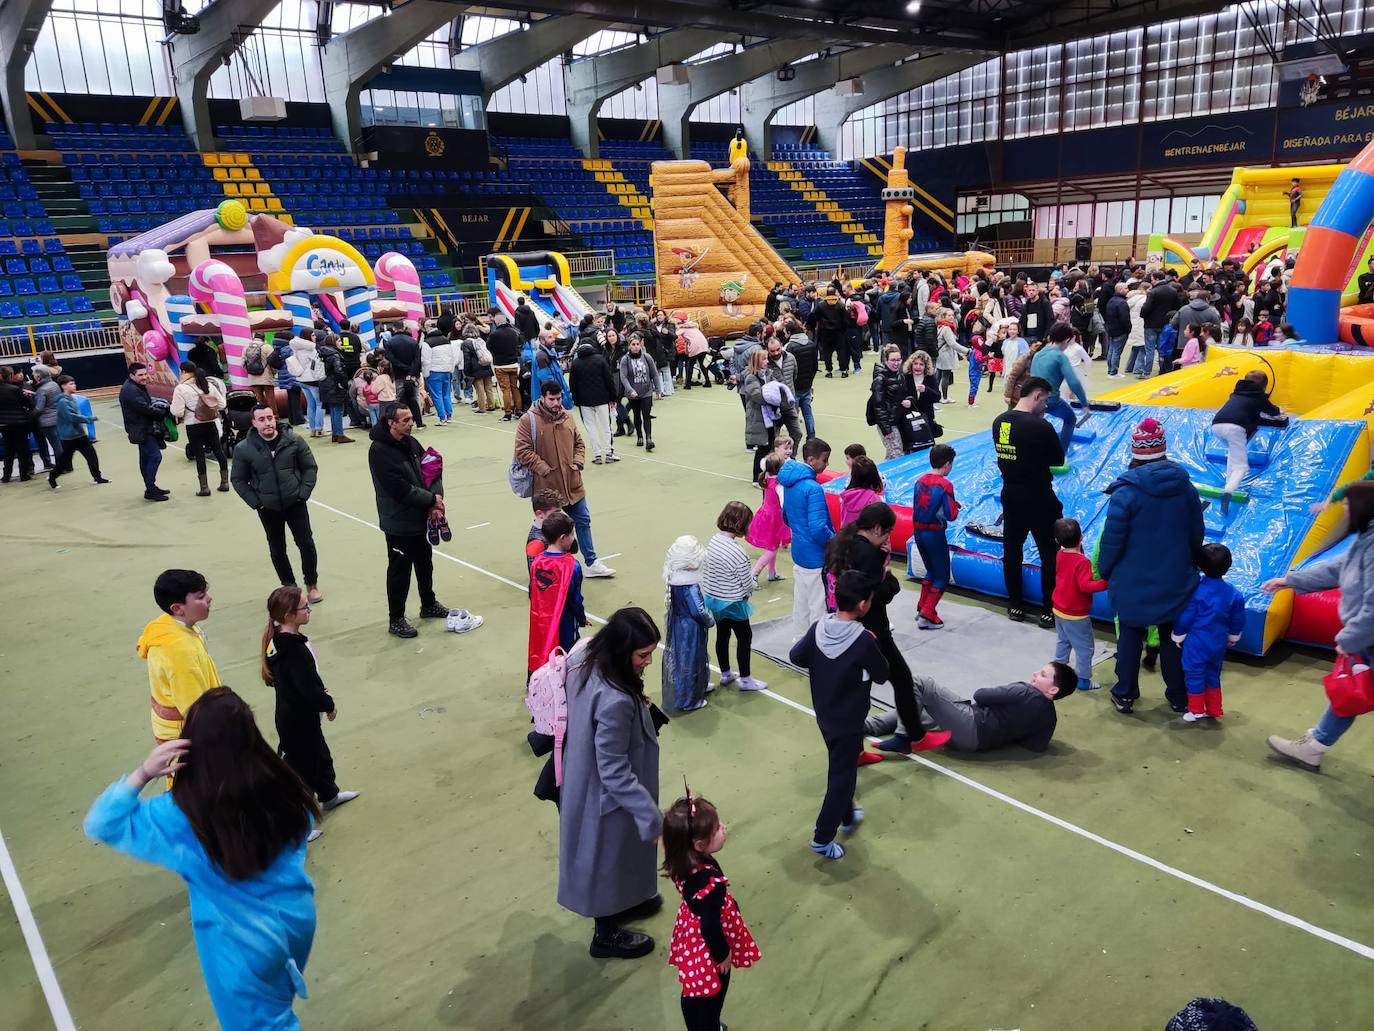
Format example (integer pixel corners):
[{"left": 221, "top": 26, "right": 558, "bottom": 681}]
[{"left": 752, "top": 591, "right": 1117, "bottom": 706}]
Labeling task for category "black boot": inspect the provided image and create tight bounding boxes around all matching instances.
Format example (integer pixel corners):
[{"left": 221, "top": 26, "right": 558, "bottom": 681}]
[
  {"left": 645, "top": 435, "right": 655, "bottom": 452},
  {"left": 635, "top": 432, "right": 644, "bottom": 447},
  {"left": 388, "top": 617, "right": 418, "bottom": 639},
  {"left": 196, "top": 472, "right": 211, "bottom": 497},
  {"left": 589, "top": 925, "right": 654, "bottom": 960}
]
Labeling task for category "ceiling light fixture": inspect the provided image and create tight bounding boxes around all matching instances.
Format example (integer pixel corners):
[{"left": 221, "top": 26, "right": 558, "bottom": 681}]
[{"left": 906, "top": 0, "right": 922, "bottom": 13}]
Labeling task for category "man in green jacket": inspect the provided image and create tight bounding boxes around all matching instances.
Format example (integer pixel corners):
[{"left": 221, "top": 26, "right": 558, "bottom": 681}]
[{"left": 231, "top": 404, "right": 323, "bottom": 602}]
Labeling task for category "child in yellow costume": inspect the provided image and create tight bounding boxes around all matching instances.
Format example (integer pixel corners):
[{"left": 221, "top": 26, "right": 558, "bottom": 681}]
[{"left": 137, "top": 569, "right": 220, "bottom": 742}]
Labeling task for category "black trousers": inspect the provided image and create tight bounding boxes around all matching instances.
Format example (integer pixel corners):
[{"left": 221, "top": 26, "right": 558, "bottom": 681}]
[
  {"left": 185, "top": 422, "right": 227, "bottom": 478},
  {"left": 279, "top": 726, "right": 338, "bottom": 803},
  {"left": 820, "top": 336, "right": 850, "bottom": 373},
  {"left": 937, "top": 369, "right": 954, "bottom": 400},
  {"left": 1, "top": 424, "right": 32, "bottom": 480},
  {"left": 398, "top": 377, "right": 424, "bottom": 426},
  {"left": 682, "top": 353, "right": 710, "bottom": 387},
  {"left": 866, "top": 614, "right": 926, "bottom": 741},
  {"left": 681, "top": 972, "right": 730, "bottom": 1031},
  {"left": 49, "top": 436, "right": 102, "bottom": 483},
  {"left": 258, "top": 502, "right": 319, "bottom": 587},
  {"left": 815, "top": 731, "right": 862, "bottom": 844},
  {"left": 1000, "top": 487, "right": 1062, "bottom": 610},
  {"left": 285, "top": 387, "right": 305, "bottom": 426},
  {"left": 715, "top": 617, "right": 752, "bottom": 678},
  {"left": 385, "top": 532, "right": 435, "bottom": 620},
  {"left": 627, "top": 396, "right": 653, "bottom": 439},
  {"left": 1112, "top": 620, "right": 1186, "bottom": 709}
]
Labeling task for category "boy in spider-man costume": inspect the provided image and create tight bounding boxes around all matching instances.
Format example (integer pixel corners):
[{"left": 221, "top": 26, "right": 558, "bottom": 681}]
[{"left": 911, "top": 443, "right": 960, "bottom": 629}]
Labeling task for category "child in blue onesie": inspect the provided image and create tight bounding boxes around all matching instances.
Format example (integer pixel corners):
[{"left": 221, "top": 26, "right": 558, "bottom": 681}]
[{"left": 1172, "top": 543, "right": 1246, "bottom": 723}]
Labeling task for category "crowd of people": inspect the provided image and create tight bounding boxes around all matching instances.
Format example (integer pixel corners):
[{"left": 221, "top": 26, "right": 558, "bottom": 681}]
[{"left": 20, "top": 252, "right": 1346, "bottom": 1031}]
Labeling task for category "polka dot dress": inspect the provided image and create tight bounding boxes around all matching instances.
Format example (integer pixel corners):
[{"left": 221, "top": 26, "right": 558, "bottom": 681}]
[{"left": 668, "top": 866, "right": 761, "bottom": 998}]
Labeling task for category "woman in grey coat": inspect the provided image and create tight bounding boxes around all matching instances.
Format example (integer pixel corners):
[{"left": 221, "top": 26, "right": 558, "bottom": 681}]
[
  {"left": 558, "top": 607, "right": 665, "bottom": 960},
  {"left": 1265, "top": 481, "right": 1374, "bottom": 771},
  {"left": 617, "top": 332, "right": 661, "bottom": 451}
]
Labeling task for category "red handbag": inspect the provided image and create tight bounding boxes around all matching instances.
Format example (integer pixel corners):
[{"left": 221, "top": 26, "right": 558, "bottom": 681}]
[{"left": 1322, "top": 654, "right": 1374, "bottom": 717}]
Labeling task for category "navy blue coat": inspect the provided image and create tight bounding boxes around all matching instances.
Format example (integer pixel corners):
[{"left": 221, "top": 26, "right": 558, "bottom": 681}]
[{"left": 1097, "top": 460, "right": 1204, "bottom": 626}]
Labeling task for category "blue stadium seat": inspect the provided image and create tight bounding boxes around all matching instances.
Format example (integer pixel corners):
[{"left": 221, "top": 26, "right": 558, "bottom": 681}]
[
  {"left": 23, "top": 299, "right": 46, "bottom": 317},
  {"left": 53, "top": 256, "right": 72, "bottom": 272},
  {"left": 60, "top": 274, "right": 82, "bottom": 291},
  {"left": 73, "top": 297, "right": 93, "bottom": 312},
  {"left": 48, "top": 298, "right": 69, "bottom": 315},
  {"left": 13, "top": 277, "right": 34, "bottom": 294},
  {"left": 0, "top": 302, "right": 18, "bottom": 318}
]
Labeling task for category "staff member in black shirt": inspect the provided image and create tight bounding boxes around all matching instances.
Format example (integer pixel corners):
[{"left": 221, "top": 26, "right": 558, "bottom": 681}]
[
  {"left": 991, "top": 376, "right": 1064, "bottom": 627},
  {"left": 1359, "top": 255, "right": 1374, "bottom": 305}
]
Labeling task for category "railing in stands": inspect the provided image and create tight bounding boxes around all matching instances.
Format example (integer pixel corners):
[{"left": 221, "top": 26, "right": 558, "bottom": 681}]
[
  {"left": 477, "top": 249, "right": 616, "bottom": 288},
  {"left": 793, "top": 260, "right": 872, "bottom": 284},
  {"left": 0, "top": 320, "right": 124, "bottom": 359},
  {"left": 606, "top": 280, "right": 657, "bottom": 307},
  {"left": 424, "top": 292, "right": 491, "bottom": 319}
]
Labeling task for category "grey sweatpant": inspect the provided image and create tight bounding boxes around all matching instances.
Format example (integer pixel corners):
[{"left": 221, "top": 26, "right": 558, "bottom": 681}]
[{"left": 911, "top": 676, "right": 979, "bottom": 750}]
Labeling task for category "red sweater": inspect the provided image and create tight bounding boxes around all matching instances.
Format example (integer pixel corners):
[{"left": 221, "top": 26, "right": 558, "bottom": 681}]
[{"left": 1052, "top": 550, "right": 1108, "bottom": 618}]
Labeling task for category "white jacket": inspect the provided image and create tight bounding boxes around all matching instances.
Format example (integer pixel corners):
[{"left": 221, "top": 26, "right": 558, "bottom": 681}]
[
  {"left": 287, "top": 339, "right": 324, "bottom": 384},
  {"left": 1126, "top": 292, "right": 1147, "bottom": 349},
  {"left": 170, "top": 377, "right": 226, "bottom": 426},
  {"left": 421, "top": 338, "right": 458, "bottom": 376}
]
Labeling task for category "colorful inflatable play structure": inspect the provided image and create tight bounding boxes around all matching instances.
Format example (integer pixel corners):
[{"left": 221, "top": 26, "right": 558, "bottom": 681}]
[
  {"left": 647, "top": 136, "right": 993, "bottom": 336},
  {"left": 485, "top": 249, "right": 597, "bottom": 331},
  {"left": 110, "top": 199, "right": 424, "bottom": 391},
  {"left": 821, "top": 138, "right": 1374, "bottom": 658}
]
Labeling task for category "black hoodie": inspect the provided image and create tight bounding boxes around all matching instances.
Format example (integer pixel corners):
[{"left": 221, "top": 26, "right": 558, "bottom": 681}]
[
  {"left": 266, "top": 629, "right": 335, "bottom": 748},
  {"left": 1212, "top": 378, "right": 1280, "bottom": 438}
]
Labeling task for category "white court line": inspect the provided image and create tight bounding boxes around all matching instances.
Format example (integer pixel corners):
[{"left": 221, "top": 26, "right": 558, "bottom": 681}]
[
  {"left": 0, "top": 827, "right": 77, "bottom": 1031},
  {"left": 450, "top": 414, "right": 755, "bottom": 483},
  {"left": 309, "top": 493, "right": 1374, "bottom": 963},
  {"left": 684, "top": 393, "right": 870, "bottom": 423},
  {"left": 465, "top": 522, "right": 491, "bottom": 530}
]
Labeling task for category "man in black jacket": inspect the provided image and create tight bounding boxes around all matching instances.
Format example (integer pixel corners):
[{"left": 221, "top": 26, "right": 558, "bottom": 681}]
[
  {"left": 486, "top": 311, "right": 524, "bottom": 420},
  {"left": 514, "top": 295, "right": 541, "bottom": 344},
  {"left": 118, "top": 362, "right": 170, "bottom": 501},
  {"left": 902, "top": 662, "right": 1077, "bottom": 752},
  {"left": 0, "top": 365, "right": 34, "bottom": 482},
  {"left": 1019, "top": 281, "right": 1054, "bottom": 344},
  {"left": 232, "top": 404, "right": 322, "bottom": 601},
  {"left": 383, "top": 324, "right": 424, "bottom": 427},
  {"left": 807, "top": 287, "right": 850, "bottom": 377},
  {"left": 369, "top": 401, "right": 481, "bottom": 638},
  {"left": 783, "top": 321, "right": 819, "bottom": 440},
  {"left": 912, "top": 301, "right": 939, "bottom": 359},
  {"left": 568, "top": 340, "right": 618, "bottom": 464}
]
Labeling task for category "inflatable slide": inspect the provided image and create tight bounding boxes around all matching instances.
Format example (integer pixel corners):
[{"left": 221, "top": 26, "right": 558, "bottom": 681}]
[
  {"left": 650, "top": 157, "right": 797, "bottom": 337},
  {"left": 485, "top": 250, "right": 597, "bottom": 334}
]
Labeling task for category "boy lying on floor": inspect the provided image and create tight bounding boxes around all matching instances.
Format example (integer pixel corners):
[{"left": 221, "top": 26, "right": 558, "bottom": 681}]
[{"left": 864, "top": 662, "right": 1077, "bottom": 753}]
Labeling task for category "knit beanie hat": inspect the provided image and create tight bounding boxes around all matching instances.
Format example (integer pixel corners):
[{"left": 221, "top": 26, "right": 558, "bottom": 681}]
[{"left": 1130, "top": 417, "right": 1167, "bottom": 463}]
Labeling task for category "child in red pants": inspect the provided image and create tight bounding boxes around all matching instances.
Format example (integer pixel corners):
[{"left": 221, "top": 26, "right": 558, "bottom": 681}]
[{"left": 1172, "top": 543, "right": 1245, "bottom": 723}]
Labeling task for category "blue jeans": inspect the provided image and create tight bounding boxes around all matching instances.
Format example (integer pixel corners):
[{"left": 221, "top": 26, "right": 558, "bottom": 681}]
[
  {"left": 1043, "top": 394, "right": 1077, "bottom": 455},
  {"left": 368, "top": 402, "right": 380, "bottom": 425},
  {"left": 302, "top": 383, "right": 322, "bottom": 431},
  {"left": 563, "top": 498, "right": 599, "bottom": 565},
  {"left": 329, "top": 404, "right": 344, "bottom": 437},
  {"left": 427, "top": 372, "right": 453, "bottom": 421},
  {"left": 1136, "top": 328, "right": 1160, "bottom": 376},
  {"left": 1106, "top": 334, "right": 1127, "bottom": 376},
  {"left": 1314, "top": 705, "right": 1357, "bottom": 746},
  {"left": 137, "top": 436, "right": 162, "bottom": 491},
  {"left": 797, "top": 388, "right": 815, "bottom": 439}
]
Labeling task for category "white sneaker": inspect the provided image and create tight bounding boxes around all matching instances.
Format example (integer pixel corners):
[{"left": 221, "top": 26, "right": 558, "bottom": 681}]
[
  {"left": 585, "top": 561, "right": 617, "bottom": 578},
  {"left": 445, "top": 609, "right": 484, "bottom": 633},
  {"left": 1181, "top": 712, "right": 1211, "bottom": 723},
  {"left": 307, "top": 827, "right": 324, "bottom": 842},
  {"left": 323, "top": 789, "right": 360, "bottom": 811}
]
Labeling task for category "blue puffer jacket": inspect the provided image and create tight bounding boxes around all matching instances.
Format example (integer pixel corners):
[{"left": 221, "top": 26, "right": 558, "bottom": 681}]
[
  {"left": 273, "top": 341, "right": 300, "bottom": 390},
  {"left": 779, "top": 459, "right": 834, "bottom": 570},
  {"left": 1097, "top": 460, "right": 1204, "bottom": 626},
  {"left": 528, "top": 342, "right": 572, "bottom": 410}
]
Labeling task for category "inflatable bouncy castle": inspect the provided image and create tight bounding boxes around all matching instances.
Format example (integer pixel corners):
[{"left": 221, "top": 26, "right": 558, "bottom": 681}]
[
  {"left": 109, "top": 199, "right": 425, "bottom": 391},
  {"left": 823, "top": 137, "right": 1374, "bottom": 657},
  {"left": 486, "top": 250, "right": 597, "bottom": 331}
]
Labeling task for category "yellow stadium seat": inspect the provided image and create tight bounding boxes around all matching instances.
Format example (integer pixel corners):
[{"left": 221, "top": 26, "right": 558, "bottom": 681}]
[
  {"left": 245, "top": 168, "right": 261, "bottom": 180},
  {"left": 266, "top": 198, "right": 284, "bottom": 212},
  {"left": 233, "top": 153, "right": 250, "bottom": 165},
  {"left": 247, "top": 197, "right": 267, "bottom": 211},
  {"left": 255, "top": 182, "right": 271, "bottom": 196},
  {"left": 203, "top": 153, "right": 221, "bottom": 166},
  {"left": 212, "top": 167, "right": 229, "bottom": 181},
  {"left": 228, "top": 168, "right": 244, "bottom": 180}
]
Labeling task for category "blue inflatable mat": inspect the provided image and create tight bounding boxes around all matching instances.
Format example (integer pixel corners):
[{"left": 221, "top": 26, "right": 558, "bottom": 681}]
[{"left": 827, "top": 404, "right": 1363, "bottom": 655}]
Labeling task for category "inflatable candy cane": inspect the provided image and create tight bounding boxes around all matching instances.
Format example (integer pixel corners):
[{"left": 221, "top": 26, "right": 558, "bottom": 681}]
[
  {"left": 189, "top": 259, "right": 252, "bottom": 389},
  {"left": 375, "top": 252, "right": 423, "bottom": 338},
  {"left": 279, "top": 292, "right": 314, "bottom": 335}
]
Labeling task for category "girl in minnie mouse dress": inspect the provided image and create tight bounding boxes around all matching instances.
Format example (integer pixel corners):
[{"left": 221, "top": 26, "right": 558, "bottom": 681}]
[{"left": 663, "top": 790, "right": 761, "bottom": 1031}]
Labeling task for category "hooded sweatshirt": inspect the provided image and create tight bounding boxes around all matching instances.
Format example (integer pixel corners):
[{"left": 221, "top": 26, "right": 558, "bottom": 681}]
[
  {"left": 1097, "top": 460, "right": 1204, "bottom": 626},
  {"left": 788, "top": 615, "right": 889, "bottom": 739},
  {"left": 137, "top": 613, "right": 221, "bottom": 741},
  {"left": 31, "top": 368, "right": 60, "bottom": 427}
]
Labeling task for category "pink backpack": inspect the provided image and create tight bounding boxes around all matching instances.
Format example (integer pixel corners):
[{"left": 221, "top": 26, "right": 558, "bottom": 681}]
[
  {"left": 852, "top": 301, "right": 869, "bottom": 326},
  {"left": 525, "top": 638, "right": 587, "bottom": 786},
  {"left": 420, "top": 446, "right": 443, "bottom": 489}
]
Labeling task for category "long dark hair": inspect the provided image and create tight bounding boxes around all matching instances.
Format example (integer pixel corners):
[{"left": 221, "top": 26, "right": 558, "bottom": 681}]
[
  {"left": 661, "top": 793, "right": 720, "bottom": 882},
  {"left": 584, "top": 606, "right": 661, "bottom": 697},
  {"left": 171, "top": 688, "right": 319, "bottom": 880},
  {"left": 181, "top": 360, "right": 209, "bottom": 395},
  {"left": 260, "top": 585, "right": 304, "bottom": 686},
  {"left": 1347, "top": 482, "right": 1374, "bottom": 535},
  {"left": 825, "top": 501, "right": 896, "bottom": 574},
  {"left": 847, "top": 455, "right": 883, "bottom": 493}
]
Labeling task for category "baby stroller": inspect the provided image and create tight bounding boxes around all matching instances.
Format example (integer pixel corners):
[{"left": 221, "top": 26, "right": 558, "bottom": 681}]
[
  {"left": 705, "top": 338, "right": 730, "bottom": 385},
  {"left": 188, "top": 389, "right": 255, "bottom": 460}
]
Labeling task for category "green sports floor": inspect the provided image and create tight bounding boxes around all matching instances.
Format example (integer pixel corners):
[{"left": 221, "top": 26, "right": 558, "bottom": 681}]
[{"left": 1, "top": 370, "right": 1371, "bottom": 1031}]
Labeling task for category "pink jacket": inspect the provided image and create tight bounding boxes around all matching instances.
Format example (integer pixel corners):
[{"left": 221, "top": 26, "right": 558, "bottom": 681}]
[{"left": 839, "top": 486, "right": 882, "bottom": 526}]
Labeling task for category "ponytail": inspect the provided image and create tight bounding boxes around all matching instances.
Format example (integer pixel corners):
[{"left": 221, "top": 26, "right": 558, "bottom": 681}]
[
  {"left": 260, "top": 585, "right": 303, "bottom": 686},
  {"left": 183, "top": 360, "right": 210, "bottom": 395}
]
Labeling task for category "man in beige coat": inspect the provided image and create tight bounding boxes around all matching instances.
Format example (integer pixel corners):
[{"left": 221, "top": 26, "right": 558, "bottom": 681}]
[{"left": 515, "top": 379, "right": 616, "bottom": 577}]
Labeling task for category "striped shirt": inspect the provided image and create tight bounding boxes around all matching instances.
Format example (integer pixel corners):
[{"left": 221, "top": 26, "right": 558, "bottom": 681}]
[{"left": 703, "top": 532, "right": 756, "bottom": 602}]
